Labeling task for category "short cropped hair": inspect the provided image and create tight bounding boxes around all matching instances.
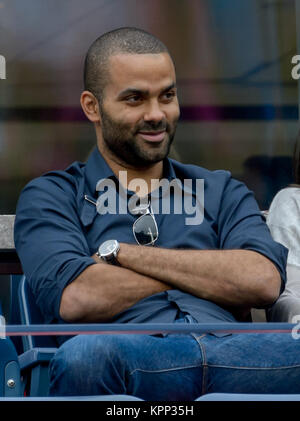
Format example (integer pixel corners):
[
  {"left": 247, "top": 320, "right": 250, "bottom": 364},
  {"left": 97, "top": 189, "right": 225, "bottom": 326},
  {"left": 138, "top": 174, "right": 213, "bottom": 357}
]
[{"left": 83, "top": 27, "right": 170, "bottom": 103}]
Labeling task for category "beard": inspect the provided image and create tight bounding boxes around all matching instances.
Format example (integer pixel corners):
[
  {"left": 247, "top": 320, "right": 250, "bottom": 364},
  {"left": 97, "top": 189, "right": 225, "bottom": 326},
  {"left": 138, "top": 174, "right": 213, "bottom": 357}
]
[{"left": 99, "top": 106, "right": 178, "bottom": 168}]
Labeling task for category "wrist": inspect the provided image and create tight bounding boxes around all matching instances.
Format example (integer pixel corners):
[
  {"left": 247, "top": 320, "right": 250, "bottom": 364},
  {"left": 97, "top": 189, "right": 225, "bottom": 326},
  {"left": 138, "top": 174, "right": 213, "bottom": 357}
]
[
  {"left": 117, "top": 242, "right": 130, "bottom": 267},
  {"left": 118, "top": 242, "right": 144, "bottom": 269}
]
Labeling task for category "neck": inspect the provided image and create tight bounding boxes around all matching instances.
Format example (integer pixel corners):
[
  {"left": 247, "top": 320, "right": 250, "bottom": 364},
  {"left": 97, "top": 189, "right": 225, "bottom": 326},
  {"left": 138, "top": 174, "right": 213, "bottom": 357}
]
[{"left": 96, "top": 143, "right": 164, "bottom": 197}]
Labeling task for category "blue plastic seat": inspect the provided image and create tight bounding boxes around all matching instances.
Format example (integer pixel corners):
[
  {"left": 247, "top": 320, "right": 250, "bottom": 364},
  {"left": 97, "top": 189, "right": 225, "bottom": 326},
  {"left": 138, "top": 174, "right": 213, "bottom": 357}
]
[
  {"left": 10, "top": 274, "right": 57, "bottom": 396},
  {"left": 0, "top": 335, "right": 22, "bottom": 397}
]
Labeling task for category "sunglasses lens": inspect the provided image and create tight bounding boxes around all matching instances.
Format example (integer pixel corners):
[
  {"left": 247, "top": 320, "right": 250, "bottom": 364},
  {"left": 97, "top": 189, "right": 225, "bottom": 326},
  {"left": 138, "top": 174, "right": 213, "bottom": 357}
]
[{"left": 134, "top": 214, "right": 158, "bottom": 245}]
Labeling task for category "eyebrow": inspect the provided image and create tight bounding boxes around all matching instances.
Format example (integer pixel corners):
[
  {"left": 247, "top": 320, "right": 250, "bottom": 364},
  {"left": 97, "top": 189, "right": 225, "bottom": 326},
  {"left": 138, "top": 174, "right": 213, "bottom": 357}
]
[{"left": 117, "top": 82, "right": 176, "bottom": 99}]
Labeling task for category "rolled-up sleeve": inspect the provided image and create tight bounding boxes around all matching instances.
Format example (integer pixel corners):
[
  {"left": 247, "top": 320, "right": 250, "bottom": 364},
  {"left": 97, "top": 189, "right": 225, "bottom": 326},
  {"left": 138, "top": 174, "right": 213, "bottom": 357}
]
[
  {"left": 217, "top": 174, "right": 288, "bottom": 294},
  {"left": 14, "top": 173, "right": 96, "bottom": 323}
]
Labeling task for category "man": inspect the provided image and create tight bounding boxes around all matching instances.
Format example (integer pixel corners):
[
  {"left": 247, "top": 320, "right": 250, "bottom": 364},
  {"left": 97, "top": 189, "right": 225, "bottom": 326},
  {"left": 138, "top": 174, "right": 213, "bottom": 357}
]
[{"left": 14, "top": 27, "right": 300, "bottom": 400}]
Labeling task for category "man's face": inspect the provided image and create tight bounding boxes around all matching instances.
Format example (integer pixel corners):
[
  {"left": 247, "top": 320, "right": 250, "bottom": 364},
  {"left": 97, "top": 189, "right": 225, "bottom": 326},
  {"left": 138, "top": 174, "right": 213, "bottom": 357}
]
[{"left": 98, "top": 52, "right": 180, "bottom": 167}]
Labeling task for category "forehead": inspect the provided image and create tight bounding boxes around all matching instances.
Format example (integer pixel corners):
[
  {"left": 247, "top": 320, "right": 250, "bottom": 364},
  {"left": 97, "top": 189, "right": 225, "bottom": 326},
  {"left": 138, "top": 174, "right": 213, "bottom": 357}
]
[{"left": 106, "top": 53, "right": 176, "bottom": 93}]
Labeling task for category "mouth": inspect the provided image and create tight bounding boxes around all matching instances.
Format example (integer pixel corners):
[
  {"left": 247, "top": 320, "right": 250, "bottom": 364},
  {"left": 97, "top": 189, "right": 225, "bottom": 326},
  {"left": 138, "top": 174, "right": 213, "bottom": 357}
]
[{"left": 138, "top": 130, "right": 166, "bottom": 142}]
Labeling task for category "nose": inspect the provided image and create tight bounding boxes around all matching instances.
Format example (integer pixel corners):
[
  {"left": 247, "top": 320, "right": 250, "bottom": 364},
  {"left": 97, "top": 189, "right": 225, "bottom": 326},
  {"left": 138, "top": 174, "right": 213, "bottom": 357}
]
[{"left": 143, "top": 100, "right": 165, "bottom": 123}]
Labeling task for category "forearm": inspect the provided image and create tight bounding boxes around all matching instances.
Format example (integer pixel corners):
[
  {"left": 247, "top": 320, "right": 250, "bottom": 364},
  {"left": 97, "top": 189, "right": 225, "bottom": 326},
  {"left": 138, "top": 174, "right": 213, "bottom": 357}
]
[
  {"left": 60, "top": 256, "right": 171, "bottom": 322},
  {"left": 118, "top": 244, "right": 282, "bottom": 308}
]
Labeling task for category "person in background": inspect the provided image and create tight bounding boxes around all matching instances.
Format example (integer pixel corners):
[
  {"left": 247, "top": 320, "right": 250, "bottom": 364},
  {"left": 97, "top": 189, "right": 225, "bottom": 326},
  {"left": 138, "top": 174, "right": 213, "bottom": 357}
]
[{"left": 267, "top": 134, "right": 300, "bottom": 322}]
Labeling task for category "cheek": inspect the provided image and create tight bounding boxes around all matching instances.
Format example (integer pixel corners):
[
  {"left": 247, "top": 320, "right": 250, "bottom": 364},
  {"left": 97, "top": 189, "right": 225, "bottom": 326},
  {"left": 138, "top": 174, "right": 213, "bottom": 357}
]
[
  {"left": 116, "top": 109, "right": 144, "bottom": 129},
  {"left": 167, "top": 104, "right": 180, "bottom": 125}
]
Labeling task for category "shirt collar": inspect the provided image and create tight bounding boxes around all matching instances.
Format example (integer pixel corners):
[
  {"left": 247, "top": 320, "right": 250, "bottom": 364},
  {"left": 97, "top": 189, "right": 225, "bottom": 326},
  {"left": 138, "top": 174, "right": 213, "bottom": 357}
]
[
  {"left": 84, "top": 146, "right": 116, "bottom": 196},
  {"left": 160, "top": 158, "right": 196, "bottom": 197},
  {"left": 162, "top": 156, "right": 176, "bottom": 181},
  {"left": 84, "top": 145, "right": 186, "bottom": 196}
]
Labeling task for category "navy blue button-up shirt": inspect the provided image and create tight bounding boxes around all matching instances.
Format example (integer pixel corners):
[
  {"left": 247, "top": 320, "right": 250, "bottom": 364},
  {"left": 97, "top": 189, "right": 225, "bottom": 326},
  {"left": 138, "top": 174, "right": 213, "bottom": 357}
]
[{"left": 14, "top": 146, "right": 288, "bottom": 332}]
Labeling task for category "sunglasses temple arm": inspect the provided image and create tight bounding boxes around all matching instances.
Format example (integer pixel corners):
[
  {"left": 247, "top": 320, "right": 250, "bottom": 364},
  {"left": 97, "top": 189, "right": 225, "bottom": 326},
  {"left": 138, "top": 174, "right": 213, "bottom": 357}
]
[{"left": 84, "top": 195, "right": 97, "bottom": 206}]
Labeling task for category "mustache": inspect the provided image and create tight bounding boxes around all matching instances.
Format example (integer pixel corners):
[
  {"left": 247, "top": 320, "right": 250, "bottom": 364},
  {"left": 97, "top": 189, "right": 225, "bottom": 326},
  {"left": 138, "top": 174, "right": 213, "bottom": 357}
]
[{"left": 136, "top": 121, "right": 168, "bottom": 133}]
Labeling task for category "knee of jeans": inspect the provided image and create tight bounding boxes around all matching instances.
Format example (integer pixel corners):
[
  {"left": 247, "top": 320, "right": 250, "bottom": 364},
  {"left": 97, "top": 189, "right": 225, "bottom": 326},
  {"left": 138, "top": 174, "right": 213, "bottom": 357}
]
[{"left": 49, "top": 336, "right": 85, "bottom": 379}]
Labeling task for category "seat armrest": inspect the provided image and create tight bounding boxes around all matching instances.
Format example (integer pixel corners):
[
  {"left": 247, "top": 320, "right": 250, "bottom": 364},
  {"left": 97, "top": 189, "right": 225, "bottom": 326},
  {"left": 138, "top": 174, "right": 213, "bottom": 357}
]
[{"left": 18, "top": 348, "right": 57, "bottom": 371}]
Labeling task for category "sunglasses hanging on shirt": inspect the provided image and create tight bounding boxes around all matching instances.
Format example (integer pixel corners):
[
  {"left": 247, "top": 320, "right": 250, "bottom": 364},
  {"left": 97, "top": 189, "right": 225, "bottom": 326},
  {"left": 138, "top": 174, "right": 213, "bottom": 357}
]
[
  {"left": 131, "top": 201, "right": 159, "bottom": 246},
  {"left": 84, "top": 195, "right": 159, "bottom": 246}
]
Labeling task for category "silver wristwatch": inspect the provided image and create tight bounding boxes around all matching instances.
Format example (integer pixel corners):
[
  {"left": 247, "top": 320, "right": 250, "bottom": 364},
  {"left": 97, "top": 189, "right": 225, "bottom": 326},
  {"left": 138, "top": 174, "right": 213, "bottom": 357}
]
[{"left": 96, "top": 239, "right": 120, "bottom": 265}]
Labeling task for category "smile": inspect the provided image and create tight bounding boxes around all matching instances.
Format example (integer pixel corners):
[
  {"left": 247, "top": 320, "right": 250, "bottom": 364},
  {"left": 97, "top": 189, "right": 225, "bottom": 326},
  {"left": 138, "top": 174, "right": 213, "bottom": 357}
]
[{"left": 138, "top": 131, "right": 166, "bottom": 142}]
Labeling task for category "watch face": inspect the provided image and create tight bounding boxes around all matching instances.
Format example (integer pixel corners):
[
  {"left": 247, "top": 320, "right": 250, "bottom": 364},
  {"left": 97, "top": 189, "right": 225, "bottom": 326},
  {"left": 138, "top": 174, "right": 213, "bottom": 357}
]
[{"left": 99, "top": 240, "right": 118, "bottom": 257}]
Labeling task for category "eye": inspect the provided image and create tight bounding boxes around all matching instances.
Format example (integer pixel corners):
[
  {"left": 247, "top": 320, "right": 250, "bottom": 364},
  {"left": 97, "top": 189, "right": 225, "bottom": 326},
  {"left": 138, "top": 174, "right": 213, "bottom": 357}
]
[
  {"left": 161, "top": 91, "right": 176, "bottom": 102},
  {"left": 126, "top": 95, "right": 143, "bottom": 104}
]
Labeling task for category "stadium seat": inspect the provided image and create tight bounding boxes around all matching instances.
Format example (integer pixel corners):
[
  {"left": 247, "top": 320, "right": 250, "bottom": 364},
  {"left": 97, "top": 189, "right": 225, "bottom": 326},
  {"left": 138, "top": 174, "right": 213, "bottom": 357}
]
[
  {"left": 10, "top": 274, "right": 57, "bottom": 396},
  {"left": 0, "top": 334, "right": 22, "bottom": 397}
]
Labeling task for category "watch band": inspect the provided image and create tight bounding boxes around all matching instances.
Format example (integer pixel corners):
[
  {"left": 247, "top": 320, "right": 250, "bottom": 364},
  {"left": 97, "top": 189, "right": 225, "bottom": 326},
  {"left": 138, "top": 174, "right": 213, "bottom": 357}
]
[{"left": 97, "top": 251, "right": 120, "bottom": 266}]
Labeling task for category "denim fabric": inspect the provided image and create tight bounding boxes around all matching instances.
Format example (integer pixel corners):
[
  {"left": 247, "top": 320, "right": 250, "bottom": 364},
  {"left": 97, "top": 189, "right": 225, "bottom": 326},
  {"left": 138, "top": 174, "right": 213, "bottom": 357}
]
[{"left": 49, "top": 321, "right": 300, "bottom": 400}]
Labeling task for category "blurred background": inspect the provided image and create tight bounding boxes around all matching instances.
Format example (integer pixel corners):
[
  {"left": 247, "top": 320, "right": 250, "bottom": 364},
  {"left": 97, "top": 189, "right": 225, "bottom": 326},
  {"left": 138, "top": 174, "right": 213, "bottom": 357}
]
[{"left": 0, "top": 0, "right": 299, "bottom": 316}]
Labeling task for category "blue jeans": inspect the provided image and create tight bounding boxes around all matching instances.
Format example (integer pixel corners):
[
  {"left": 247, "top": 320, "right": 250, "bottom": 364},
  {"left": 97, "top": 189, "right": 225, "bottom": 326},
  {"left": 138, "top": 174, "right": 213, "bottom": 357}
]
[{"left": 49, "top": 328, "right": 300, "bottom": 400}]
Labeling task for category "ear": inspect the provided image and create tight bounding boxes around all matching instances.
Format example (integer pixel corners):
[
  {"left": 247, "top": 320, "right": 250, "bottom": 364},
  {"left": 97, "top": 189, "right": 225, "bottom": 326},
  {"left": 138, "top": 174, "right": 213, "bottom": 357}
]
[{"left": 80, "top": 91, "right": 101, "bottom": 123}]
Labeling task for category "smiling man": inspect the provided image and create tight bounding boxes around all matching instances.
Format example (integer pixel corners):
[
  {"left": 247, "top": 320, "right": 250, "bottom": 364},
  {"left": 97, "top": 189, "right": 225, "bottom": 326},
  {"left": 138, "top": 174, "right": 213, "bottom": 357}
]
[
  {"left": 95, "top": 53, "right": 178, "bottom": 166},
  {"left": 14, "top": 27, "right": 300, "bottom": 400}
]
